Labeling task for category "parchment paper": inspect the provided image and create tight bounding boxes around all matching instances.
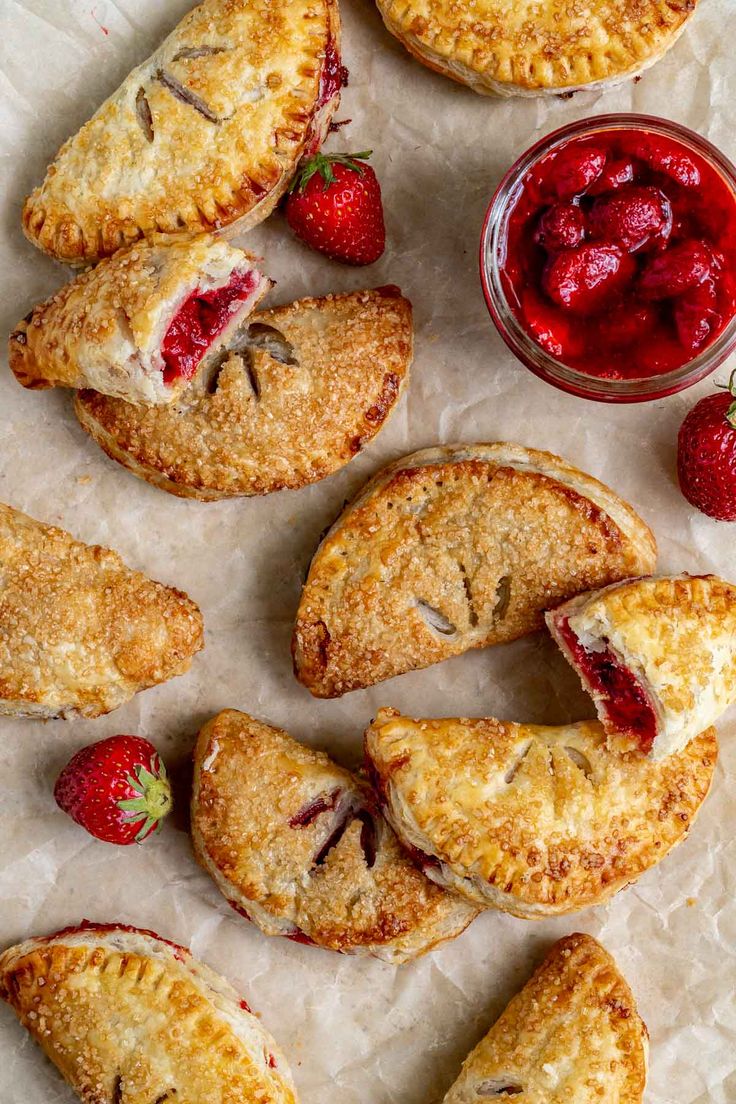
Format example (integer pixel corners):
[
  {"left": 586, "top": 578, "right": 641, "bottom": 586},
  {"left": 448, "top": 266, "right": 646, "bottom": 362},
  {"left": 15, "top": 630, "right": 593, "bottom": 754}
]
[{"left": 1, "top": 1, "right": 735, "bottom": 1101}]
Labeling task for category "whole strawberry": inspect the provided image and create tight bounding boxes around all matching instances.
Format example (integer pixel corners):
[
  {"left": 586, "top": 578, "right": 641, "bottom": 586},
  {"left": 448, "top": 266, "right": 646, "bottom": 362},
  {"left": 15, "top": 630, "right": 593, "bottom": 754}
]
[
  {"left": 285, "top": 151, "right": 385, "bottom": 265},
  {"left": 54, "top": 735, "right": 172, "bottom": 845},
  {"left": 678, "top": 371, "right": 736, "bottom": 521}
]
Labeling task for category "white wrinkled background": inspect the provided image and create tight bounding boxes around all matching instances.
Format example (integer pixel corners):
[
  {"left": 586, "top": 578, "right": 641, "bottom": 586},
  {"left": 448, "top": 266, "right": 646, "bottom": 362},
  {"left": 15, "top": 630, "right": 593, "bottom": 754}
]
[{"left": 1, "top": 1, "right": 735, "bottom": 1101}]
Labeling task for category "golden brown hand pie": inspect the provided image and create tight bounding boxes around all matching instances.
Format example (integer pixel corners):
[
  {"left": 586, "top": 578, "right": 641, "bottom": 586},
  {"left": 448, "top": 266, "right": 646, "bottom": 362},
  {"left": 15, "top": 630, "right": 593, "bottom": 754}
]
[
  {"left": 10, "top": 236, "right": 270, "bottom": 405},
  {"left": 547, "top": 573, "right": 736, "bottom": 760},
  {"left": 293, "top": 443, "right": 656, "bottom": 697},
  {"left": 0, "top": 501, "right": 203, "bottom": 719},
  {"left": 365, "top": 708, "right": 716, "bottom": 917},
  {"left": 191, "top": 709, "right": 479, "bottom": 963},
  {"left": 74, "top": 287, "right": 413, "bottom": 500},
  {"left": 23, "top": 0, "right": 342, "bottom": 264},
  {"left": 0, "top": 922, "right": 297, "bottom": 1104},
  {"left": 376, "top": 0, "right": 697, "bottom": 97},
  {"left": 443, "top": 933, "right": 647, "bottom": 1103}
]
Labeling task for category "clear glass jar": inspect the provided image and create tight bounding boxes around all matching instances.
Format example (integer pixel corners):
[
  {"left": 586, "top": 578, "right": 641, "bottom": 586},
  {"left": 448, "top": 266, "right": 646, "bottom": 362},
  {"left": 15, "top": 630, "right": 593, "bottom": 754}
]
[{"left": 479, "top": 114, "right": 736, "bottom": 403}]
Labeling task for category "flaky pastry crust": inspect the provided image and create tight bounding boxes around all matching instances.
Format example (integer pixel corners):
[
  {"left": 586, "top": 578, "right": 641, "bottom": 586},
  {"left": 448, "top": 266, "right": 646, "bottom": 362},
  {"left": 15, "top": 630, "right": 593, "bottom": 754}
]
[
  {"left": 10, "top": 236, "right": 270, "bottom": 405},
  {"left": 443, "top": 933, "right": 647, "bottom": 1103},
  {"left": 547, "top": 573, "right": 736, "bottom": 759},
  {"left": 74, "top": 287, "right": 413, "bottom": 499},
  {"left": 23, "top": 0, "right": 341, "bottom": 264},
  {"left": 0, "top": 501, "right": 203, "bottom": 719},
  {"left": 191, "top": 709, "right": 478, "bottom": 963},
  {"left": 0, "top": 923, "right": 297, "bottom": 1104},
  {"left": 376, "top": 0, "right": 697, "bottom": 96},
  {"left": 293, "top": 443, "right": 656, "bottom": 697},
  {"left": 365, "top": 708, "right": 716, "bottom": 917}
]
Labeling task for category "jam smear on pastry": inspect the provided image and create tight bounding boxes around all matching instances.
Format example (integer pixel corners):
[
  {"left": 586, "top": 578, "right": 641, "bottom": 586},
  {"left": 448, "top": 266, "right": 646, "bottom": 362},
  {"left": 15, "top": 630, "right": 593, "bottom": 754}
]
[
  {"left": 547, "top": 574, "right": 736, "bottom": 759},
  {"left": 293, "top": 442, "right": 656, "bottom": 698},
  {"left": 191, "top": 709, "right": 478, "bottom": 963},
  {"left": 10, "top": 236, "right": 270, "bottom": 405},
  {"left": 0, "top": 923, "right": 298, "bottom": 1104},
  {"left": 365, "top": 708, "right": 716, "bottom": 917},
  {"left": 442, "top": 934, "right": 647, "bottom": 1104}
]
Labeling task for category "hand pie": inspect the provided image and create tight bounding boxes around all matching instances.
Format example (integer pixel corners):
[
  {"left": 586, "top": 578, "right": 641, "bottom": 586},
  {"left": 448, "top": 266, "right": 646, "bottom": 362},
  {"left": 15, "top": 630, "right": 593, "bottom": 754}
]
[
  {"left": 293, "top": 443, "right": 656, "bottom": 697},
  {"left": 191, "top": 709, "right": 479, "bottom": 963},
  {"left": 442, "top": 933, "right": 647, "bottom": 1103},
  {"left": 547, "top": 574, "right": 736, "bottom": 759},
  {"left": 0, "top": 501, "right": 203, "bottom": 719},
  {"left": 74, "top": 287, "right": 413, "bottom": 499},
  {"left": 23, "top": 0, "right": 342, "bottom": 264},
  {"left": 0, "top": 922, "right": 297, "bottom": 1104},
  {"left": 10, "top": 236, "right": 270, "bottom": 406},
  {"left": 376, "top": 0, "right": 697, "bottom": 97},
  {"left": 365, "top": 708, "right": 716, "bottom": 917}
]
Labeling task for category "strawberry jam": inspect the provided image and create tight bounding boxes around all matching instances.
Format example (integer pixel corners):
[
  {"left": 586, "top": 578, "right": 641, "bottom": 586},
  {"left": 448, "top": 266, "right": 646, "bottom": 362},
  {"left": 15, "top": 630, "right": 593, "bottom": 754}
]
[
  {"left": 558, "top": 620, "right": 657, "bottom": 755},
  {"left": 161, "top": 269, "right": 259, "bottom": 385},
  {"left": 500, "top": 127, "right": 736, "bottom": 381}
]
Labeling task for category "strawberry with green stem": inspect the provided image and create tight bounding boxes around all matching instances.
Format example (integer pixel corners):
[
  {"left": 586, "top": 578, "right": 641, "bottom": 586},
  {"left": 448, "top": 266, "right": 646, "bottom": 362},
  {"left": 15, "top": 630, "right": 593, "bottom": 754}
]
[
  {"left": 285, "top": 151, "right": 385, "bottom": 265},
  {"left": 54, "top": 735, "right": 172, "bottom": 845},
  {"left": 678, "top": 369, "right": 736, "bottom": 521}
]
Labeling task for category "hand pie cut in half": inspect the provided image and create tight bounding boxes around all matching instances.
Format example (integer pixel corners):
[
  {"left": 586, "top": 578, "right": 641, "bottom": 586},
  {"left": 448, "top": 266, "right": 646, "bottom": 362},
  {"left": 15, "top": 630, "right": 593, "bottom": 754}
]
[
  {"left": 293, "top": 443, "right": 656, "bottom": 697},
  {"left": 376, "top": 0, "right": 697, "bottom": 97},
  {"left": 23, "top": 0, "right": 342, "bottom": 265},
  {"left": 0, "top": 922, "right": 297, "bottom": 1104},
  {"left": 191, "top": 709, "right": 479, "bottom": 963},
  {"left": 442, "top": 933, "right": 647, "bottom": 1103},
  {"left": 0, "top": 501, "right": 203, "bottom": 719},
  {"left": 365, "top": 708, "right": 716, "bottom": 917},
  {"left": 74, "top": 287, "right": 413, "bottom": 499},
  {"left": 547, "top": 574, "right": 736, "bottom": 760},
  {"left": 10, "top": 236, "right": 270, "bottom": 406}
]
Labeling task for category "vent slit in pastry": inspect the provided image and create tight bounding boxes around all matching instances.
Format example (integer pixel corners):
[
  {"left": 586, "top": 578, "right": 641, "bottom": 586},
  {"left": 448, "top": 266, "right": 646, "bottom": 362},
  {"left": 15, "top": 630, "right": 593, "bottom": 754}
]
[
  {"left": 416, "top": 598, "right": 457, "bottom": 636},
  {"left": 442, "top": 934, "right": 647, "bottom": 1103},
  {"left": 245, "top": 357, "right": 261, "bottom": 400},
  {"left": 546, "top": 574, "right": 736, "bottom": 759},
  {"left": 293, "top": 443, "right": 656, "bottom": 697},
  {"left": 135, "top": 87, "right": 155, "bottom": 142},
  {"left": 113, "top": 1073, "right": 123, "bottom": 1104},
  {"left": 365, "top": 709, "right": 716, "bottom": 917},
  {"left": 242, "top": 322, "right": 298, "bottom": 365},
  {"left": 191, "top": 710, "right": 478, "bottom": 962},
  {"left": 172, "top": 45, "right": 227, "bottom": 61},
  {"left": 155, "top": 68, "right": 223, "bottom": 124}
]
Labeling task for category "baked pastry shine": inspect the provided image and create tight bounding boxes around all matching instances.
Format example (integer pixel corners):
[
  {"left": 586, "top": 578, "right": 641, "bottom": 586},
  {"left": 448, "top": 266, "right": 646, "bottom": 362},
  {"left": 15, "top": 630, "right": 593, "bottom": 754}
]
[
  {"left": 191, "top": 709, "right": 478, "bottom": 963},
  {"left": 0, "top": 501, "right": 203, "bottom": 719},
  {"left": 10, "top": 236, "right": 270, "bottom": 405},
  {"left": 0, "top": 922, "right": 297, "bottom": 1104},
  {"left": 376, "top": 0, "right": 698, "bottom": 97},
  {"left": 547, "top": 573, "right": 736, "bottom": 759},
  {"left": 74, "top": 287, "right": 414, "bottom": 499},
  {"left": 293, "top": 443, "right": 656, "bottom": 697},
  {"left": 23, "top": 0, "right": 342, "bottom": 264},
  {"left": 365, "top": 708, "right": 716, "bottom": 917},
  {"left": 443, "top": 933, "right": 647, "bottom": 1103}
]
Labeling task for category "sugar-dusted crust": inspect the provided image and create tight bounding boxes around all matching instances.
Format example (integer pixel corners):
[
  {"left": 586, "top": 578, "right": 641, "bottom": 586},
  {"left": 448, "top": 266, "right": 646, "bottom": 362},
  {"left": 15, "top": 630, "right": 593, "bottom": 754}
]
[
  {"left": 443, "top": 933, "right": 647, "bottom": 1103},
  {"left": 23, "top": 0, "right": 341, "bottom": 264},
  {"left": 0, "top": 501, "right": 203, "bottom": 719},
  {"left": 547, "top": 573, "right": 736, "bottom": 760},
  {"left": 0, "top": 923, "right": 297, "bottom": 1104},
  {"left": 10, "top": 236, "right": 270, "bottom": 405},
  {"left": 376, "top": 0, "right": 697, "bottom": 96},
  {"left": 74, "top": 287, "right": 413, "bottom": 500},
  {"left": 191, "top": 709, "right": 478, "bottom": 963},
  {"left": 293, "top": 443, "right": 656, "bottom": 698},
  {"left": 365, "top": 708, "right": 716, "bottom": 917}
]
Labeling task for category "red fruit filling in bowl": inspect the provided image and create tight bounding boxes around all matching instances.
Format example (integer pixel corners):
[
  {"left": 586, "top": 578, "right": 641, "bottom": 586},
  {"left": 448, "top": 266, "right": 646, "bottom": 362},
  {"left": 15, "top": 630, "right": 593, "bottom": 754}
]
[
  {"left": 556, "top": 619, "right": 658, "bottom": 755},
  {"left": 501, "top": 129, "right": 736, "bottom": 381},
  {"left": 161, "top": 268, "right": 261, "bottom": 385}
]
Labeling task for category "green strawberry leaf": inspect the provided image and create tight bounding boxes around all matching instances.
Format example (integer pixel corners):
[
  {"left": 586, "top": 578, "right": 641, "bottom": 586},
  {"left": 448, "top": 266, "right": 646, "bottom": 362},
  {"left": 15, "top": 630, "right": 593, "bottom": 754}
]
[{"left": 290, "top": 151, "right": 373, "bottom": 194}]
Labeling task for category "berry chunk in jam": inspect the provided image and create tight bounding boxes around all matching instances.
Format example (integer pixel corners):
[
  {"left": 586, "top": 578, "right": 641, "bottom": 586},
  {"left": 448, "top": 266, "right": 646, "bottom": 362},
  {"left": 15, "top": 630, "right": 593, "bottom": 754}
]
[{"left": 500, "top": 127, "right": 736, "bottom": 381}]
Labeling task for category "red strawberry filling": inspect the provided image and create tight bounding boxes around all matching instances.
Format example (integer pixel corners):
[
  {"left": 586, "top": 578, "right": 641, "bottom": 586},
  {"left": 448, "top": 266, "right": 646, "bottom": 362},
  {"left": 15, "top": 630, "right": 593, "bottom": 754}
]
[
  {"left": 501, "top": 128, "right": 736, "bottom": 380},
  {"left": 557, "top": 619, "right": 657, "bottom": 755},
  {"left": 317, "top": 38, "right": 348, "bottom": 110},
  {"left": 161, "top": 268, "right": 260, "bottom": 385}
]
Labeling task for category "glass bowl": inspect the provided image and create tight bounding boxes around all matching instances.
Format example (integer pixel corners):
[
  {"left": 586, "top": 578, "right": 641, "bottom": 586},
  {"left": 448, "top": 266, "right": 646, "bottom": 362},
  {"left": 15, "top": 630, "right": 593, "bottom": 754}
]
[{"left": 479, "top": 114, "right": 736, "bottom": 403}]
